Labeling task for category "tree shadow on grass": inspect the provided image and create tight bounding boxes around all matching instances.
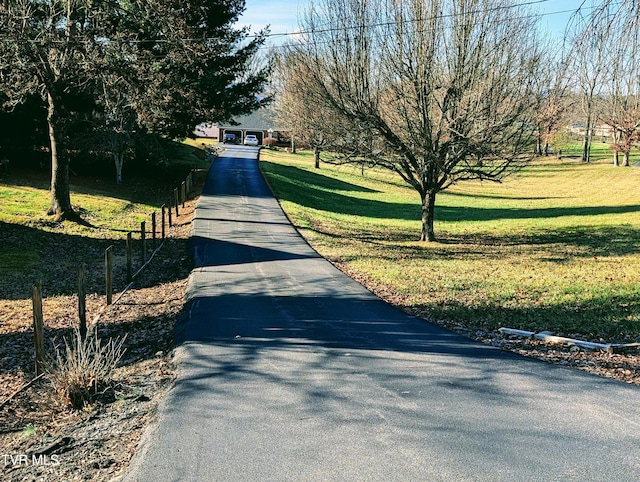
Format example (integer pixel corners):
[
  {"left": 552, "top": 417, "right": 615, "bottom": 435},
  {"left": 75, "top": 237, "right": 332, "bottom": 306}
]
[
  {"left": 301, "top": 206, "right": 640, "bottom": 259},
  {"left": 350, "top": 224, "right": 640, "bottom": 260},
  {"left": 416, "top": 290, "right": 640, "bottom": 342},
  {"left": 437, "top": 204, "right": 640, "bottom": 222},
  {"left": 1, "top": 167, "right": 189, "bottom": 208},
  {"left": 444, "top": 191, "right": 565, "bottom": 201},
  {"left": 263, "top": 162, "right": 640, "bottom": 226},
  {"left": 262, "top": 162, "right": 380, "bottom": 194},
  {"left": 0, "top": 221, "right": 190, "bottom": 300}
]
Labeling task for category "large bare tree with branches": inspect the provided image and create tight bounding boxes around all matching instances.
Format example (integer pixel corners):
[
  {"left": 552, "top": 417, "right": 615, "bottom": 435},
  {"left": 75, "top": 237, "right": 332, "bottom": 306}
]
[
  {"left": 569, "top": 0, "right": 640, "bottom": 166},
  {"left": 532, "top": 49, "right": 572, "bottom": 157},
  {"left": 598, "top": 2, "right": 640, "bottom": 166},
  {"left": 274, "top": 50, "right": 333, "bottom": 169},
  {"left": 290, "top": 0, "right": 542, "bottom": 241}
]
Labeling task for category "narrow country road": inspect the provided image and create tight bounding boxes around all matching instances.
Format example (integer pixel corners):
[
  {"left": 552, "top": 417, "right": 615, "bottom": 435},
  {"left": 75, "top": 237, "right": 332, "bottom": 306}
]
[{"left": 125, "top": 146, "right": 640, "bottom": 481}]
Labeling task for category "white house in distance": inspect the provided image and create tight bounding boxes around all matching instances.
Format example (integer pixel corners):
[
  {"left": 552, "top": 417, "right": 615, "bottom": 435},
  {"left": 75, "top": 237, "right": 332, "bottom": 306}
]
[
  {"left": 569, "top": 122, "right": 615, "bottom": 140},
  {"left": 194, "top": 122, "right": 219, "bottom": 139},
  {"left": 194, "top": 108, "right": 287, "bottom": 145}
]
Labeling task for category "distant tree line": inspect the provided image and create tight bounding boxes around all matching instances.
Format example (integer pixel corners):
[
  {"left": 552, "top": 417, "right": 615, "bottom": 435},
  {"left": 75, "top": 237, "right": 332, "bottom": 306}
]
[
  {"left": 0, "top": 0, "right": 270, "bottom": 220},
  {"left": 569, "top": 0, "right": 640, "bottom": 165}
]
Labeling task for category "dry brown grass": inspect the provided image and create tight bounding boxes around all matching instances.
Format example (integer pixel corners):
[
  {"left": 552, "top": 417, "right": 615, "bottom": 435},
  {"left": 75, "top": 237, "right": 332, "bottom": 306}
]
[{"left": 0, "top": 168, "right": 202, "bottom": 481}]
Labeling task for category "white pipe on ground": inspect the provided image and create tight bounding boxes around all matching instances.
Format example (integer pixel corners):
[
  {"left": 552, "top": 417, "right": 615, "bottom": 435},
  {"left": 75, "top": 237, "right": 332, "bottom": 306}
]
[{"left": 498, "top": 327, "right": 613, "bottom": 352}]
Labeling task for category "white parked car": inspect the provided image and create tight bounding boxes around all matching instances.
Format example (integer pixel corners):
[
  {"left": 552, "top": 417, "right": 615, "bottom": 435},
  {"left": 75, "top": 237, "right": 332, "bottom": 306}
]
[{"left": 243, "top": 135, "right": 259, "bottom": 146}]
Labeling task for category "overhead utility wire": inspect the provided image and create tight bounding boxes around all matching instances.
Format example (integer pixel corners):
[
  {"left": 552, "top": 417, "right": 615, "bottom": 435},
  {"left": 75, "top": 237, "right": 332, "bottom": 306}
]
[
  {"left": 259, "top": 0, "right": 558, "bottom": 40},
  {"left": 258, "top": 0, "right": 619, "bottom": 51},
  {"left": 0, "top": 0, "right": 621, "bottom": 46}
]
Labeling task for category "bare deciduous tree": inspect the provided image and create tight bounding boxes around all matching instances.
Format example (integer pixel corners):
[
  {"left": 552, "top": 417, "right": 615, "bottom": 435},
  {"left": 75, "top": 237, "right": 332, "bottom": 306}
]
[
  {"left": 292, "top": 0, "right": 542, "bottom": 241},
  {"left": 273, "top": 50, "right": 336, "bottom": 169},
  {"left": 597, "top": 2, "right": 640, "bottom": 166},
  {"left": 533, "top": 50, "right": 572, "bottom": 157},
  {"left": 568, "top": 0, "right": 640, "bottom": 166}
]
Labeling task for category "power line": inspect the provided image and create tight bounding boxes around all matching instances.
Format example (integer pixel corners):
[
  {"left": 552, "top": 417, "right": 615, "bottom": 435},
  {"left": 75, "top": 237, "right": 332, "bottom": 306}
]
[
  {"left": 0, "top": 0, "right": 624, "bottom": 48},
  {"left": 257, "top": 0, "right": 559, "bottom": 41},
  {"left": 258, "top": 0, "right": 624, "bottom": 51}
]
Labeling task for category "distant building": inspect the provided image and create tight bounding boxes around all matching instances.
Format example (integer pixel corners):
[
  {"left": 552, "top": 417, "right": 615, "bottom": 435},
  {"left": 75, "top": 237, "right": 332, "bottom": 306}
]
[
  {"left": 569, "top": 122, "right": 586, "bottom": 135},
  {"left": 194, "top": 108, "right": 288, "bottom": 145},
  {"left": 568, "top": 122, "right": 614, "bottom": 140},
  {"left": 194, "top": 122, "right": 219, "bottom": 139}
]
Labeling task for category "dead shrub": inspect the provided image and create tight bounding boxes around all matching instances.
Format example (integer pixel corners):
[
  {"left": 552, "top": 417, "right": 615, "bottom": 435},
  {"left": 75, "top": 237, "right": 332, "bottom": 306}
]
[{"left": 45, "top": 329, "right": 127, "bottom": 409}]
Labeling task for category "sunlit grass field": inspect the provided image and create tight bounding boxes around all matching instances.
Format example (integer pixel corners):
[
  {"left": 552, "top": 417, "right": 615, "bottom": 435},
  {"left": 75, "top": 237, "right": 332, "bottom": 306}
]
[
  {"left": 552, "top": 139, "right": 640, "bottom": 164},
  {"left": 0, "top": 181, "right": 158, "bottom": 233},
  {"left": 260, "top": 149, "right": 640, "bottom": 341}
]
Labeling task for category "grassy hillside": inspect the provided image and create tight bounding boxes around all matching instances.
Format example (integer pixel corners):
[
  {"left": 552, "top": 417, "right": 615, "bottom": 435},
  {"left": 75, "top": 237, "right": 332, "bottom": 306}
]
[
  {"left": 0, "top": 141, "right": 208, "bottom": 300},
  {"left": 260, "top": 150, "right": 640, "bottom": 341}
]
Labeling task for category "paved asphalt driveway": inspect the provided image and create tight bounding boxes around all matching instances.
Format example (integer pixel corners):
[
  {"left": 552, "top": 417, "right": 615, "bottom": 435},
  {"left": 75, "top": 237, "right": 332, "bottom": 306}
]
[{"left": 125, "top": 145, "right": 640, "bottom": 481}]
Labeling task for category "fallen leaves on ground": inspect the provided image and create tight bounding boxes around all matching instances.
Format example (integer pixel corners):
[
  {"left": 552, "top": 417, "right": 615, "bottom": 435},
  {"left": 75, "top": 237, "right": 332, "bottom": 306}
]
[{"left": 0, "top": 196, "right": 197, "bottom": 481}]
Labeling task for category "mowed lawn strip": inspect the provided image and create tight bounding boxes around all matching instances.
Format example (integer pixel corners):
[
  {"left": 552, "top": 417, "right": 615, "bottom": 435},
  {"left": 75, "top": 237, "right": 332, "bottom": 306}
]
[{"left": 260, "top": 150, "right": 640, "bottom": 342}]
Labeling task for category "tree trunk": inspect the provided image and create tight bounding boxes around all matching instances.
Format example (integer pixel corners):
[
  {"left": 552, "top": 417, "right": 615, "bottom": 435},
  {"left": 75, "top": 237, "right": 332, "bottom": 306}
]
[
  {"left": 581, "top": 135, "right": 591, "bottom": 163},
  {"left": 612, "top": 129, "right": 620, "bottom": 166},
  {"left": 115, "top": 153, "right": 124, "bottom": 184},
  {"left": 420, "top": 190, "right": 436, "bottom": 242},
  {"left": 314, "top": 146, "right": 320, "bottom": 169},
  {"left": 46, "top": 92, "right": 73, "bottom": 219},
  {"left": 622, "top": 151, "right": 630, "bottom": 167},
  {"left": 581, "top": 113, "right": 592, "bottom": 163}
]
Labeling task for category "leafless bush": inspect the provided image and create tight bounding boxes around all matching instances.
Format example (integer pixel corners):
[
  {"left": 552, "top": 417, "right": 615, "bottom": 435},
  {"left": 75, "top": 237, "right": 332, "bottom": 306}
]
[
  {"left": 45, "top": 329, "right": 127, "bottom": 409},
  {"left": 263, "top": 137, "right": 278, "bottom": 148}
]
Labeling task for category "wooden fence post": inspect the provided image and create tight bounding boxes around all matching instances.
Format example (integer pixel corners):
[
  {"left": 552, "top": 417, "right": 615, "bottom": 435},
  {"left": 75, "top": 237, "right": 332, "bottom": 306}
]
[
  {"left": 126, "top": 232, "right": 133, "bottom": 283},
  {"left": 105, "top": 246, "right": 113, "bottom": 306},
  {"left": 181, "top": 181, "right": 186, "bottom": 208},
  {"left": 141, "top": 221, "right": 147, "bottom": 264},
  {"left": 32, "top": 281, "right": 44, "bottom": 376},
  {"left": 168, "top": 199, "right": 173, "bottom": 227},
  {"left": 151, "top": 212, "right": 157, "bottom": 249},
  {"left": 161, "top": 204, "right": 167, "bottom": 237},
  {"left": 78, "top": 264, "right": 87, "bottom": 340},
  {"left": 174, "top": 188, "right": 180, "bottom": 217}
]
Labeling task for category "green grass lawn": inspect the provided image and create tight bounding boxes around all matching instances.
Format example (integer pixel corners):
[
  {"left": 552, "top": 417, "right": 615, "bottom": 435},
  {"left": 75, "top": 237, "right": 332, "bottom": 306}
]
[
  {"left": 552, "top": 139, "right": 640, "bottom": 164},
  {"left": 0, "top": 140, "right": 207, "bottom": 298},
  {"left": 260, "top": 149, "right": 640, "bottom": 342}
]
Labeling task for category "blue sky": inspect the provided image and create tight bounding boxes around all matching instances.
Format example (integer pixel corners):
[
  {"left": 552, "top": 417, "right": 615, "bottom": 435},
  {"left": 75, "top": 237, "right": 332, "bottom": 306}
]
[{"left": 238, "top": 0, "right": 594, "bottom": 44}]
